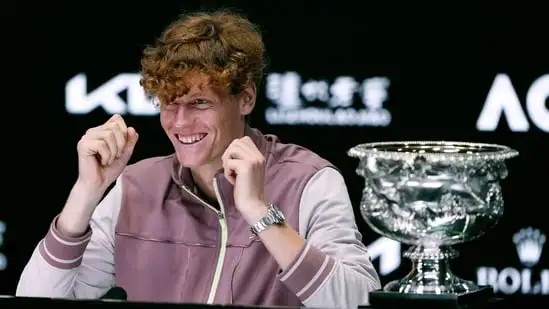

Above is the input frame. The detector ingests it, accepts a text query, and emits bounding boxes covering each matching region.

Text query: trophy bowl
[348,141,519,295]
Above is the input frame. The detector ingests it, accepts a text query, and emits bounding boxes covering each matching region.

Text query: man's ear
[239,83,257,116]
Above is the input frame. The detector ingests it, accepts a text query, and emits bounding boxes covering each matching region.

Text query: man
[16,10,380,308]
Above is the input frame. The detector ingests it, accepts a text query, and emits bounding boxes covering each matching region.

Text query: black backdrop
[2,1,548,302]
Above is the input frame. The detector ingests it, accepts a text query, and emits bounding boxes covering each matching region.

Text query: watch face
[271,205,285,222]
[265,203,285,224]
[276,210,285,221]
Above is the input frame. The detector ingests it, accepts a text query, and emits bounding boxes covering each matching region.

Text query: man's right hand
[57,115,138,237]
[76,114,139,192]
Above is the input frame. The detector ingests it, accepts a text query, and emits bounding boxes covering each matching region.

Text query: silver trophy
[348,141,518,297]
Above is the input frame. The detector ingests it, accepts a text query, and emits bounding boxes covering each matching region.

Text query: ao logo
[476,74,549,132]
[365,237,401,276]
[65,73,159,116]
[477,227,548,295]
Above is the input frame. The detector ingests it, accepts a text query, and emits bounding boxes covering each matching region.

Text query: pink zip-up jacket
[16,127,380,308]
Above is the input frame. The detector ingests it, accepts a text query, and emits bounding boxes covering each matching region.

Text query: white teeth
[178,133,206,144]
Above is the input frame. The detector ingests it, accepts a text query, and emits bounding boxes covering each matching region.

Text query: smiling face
[140,11,265,170]
[160,73,256,170]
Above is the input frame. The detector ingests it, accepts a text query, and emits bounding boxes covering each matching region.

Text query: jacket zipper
[180,178,228,304]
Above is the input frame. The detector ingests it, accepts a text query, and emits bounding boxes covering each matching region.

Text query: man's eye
[193,99,211,108]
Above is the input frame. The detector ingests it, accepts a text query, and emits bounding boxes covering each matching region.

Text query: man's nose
[172,105,194,127]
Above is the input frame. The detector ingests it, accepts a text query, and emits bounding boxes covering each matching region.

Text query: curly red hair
[140,10,265,105]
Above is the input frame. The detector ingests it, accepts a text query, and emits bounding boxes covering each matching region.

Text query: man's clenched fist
[76,114,138,191]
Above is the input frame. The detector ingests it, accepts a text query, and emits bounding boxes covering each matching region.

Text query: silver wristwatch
[250,203,285,235]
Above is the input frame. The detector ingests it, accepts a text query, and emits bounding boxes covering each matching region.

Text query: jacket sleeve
[277,167,381,308]
[16,178,123,299]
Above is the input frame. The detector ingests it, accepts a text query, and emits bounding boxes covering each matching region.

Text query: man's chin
[177,159,204,169]
[175,153,210,169]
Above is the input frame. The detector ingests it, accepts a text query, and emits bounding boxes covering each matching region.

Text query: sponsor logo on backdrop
[477,227,548,295]
[265,72,392,126]
[0,221,6,271]
[477,74,549,133]
[65,73,159,116]
[65,71,393,123]
[365,237,401,276]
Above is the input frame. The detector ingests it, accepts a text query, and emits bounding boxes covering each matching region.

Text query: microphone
[100,286,127,301]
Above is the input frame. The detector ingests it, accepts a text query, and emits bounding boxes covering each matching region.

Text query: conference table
[0,295,547,309]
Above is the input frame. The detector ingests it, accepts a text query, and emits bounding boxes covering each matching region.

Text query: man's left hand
[222,136,267,221]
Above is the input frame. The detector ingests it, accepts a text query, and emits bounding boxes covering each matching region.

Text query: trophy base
[368,286,495,309]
